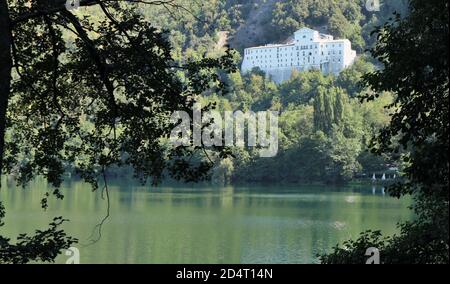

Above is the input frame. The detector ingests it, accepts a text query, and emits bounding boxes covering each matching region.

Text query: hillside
[137,0,409,57]
[114,0,410,184]
[228,0,278,50]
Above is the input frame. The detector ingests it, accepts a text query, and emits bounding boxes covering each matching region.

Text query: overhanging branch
[11,0,194,26]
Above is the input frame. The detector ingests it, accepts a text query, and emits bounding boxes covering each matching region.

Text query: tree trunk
[0,0,12,182]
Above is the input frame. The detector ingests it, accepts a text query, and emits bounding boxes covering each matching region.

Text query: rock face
[241,27,357,84]
[229,0,278,51]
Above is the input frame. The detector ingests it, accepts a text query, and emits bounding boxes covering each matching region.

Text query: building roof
[245,43,295,50]
[243,28,349,50]
[294,27,316,34]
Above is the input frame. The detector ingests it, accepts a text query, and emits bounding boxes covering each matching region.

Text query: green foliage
[328,124,362,181]
[222,58,386,184]
[211,158,234,185]
[322,0,449,263]
[1,0,432,264]
[321,230,387,264]
[1,0,236,263]
[279,70,333,106]
[270,0,367,52]
[0,209,77,264]
[4,2,236,191]
[336,56,374,97]
[313,86,347,134]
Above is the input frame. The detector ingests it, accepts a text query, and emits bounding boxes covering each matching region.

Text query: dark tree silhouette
[321,0,449,264]
[0,0,236,263]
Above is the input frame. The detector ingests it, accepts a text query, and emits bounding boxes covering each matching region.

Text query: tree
[313,86,348,135]
[279,70,332,106]
[270,0,366,51]
[0,0,235,263]
[321,0,449,263]
[327,124,362,182]
[335,56,375,98]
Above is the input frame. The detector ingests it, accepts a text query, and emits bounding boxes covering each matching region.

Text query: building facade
[241,28,357,83]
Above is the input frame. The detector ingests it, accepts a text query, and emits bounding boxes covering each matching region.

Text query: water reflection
[0,177,413,264]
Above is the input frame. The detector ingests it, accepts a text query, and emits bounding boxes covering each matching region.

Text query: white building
[241,27,357,83]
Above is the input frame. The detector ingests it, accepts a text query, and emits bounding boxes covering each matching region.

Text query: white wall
[241,28,357,83]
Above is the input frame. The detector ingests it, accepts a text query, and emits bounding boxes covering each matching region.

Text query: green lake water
[0,177,413,264]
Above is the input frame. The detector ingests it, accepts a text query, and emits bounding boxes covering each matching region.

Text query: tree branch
[11,0,197,25]
[60,9,119,128]
[12,0,98,25]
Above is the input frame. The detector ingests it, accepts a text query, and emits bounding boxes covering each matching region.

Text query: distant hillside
[228,0,278,51]
[228,0,409,53]
[128,0,409,59]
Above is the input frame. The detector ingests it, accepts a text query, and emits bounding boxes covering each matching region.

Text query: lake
[0,177,413,264]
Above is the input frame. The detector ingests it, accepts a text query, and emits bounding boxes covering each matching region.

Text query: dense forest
[0,0,447,265]
[1,1,411,186]
[0,1,414,189]
[84,0,408,184]
[10,0,407,186]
